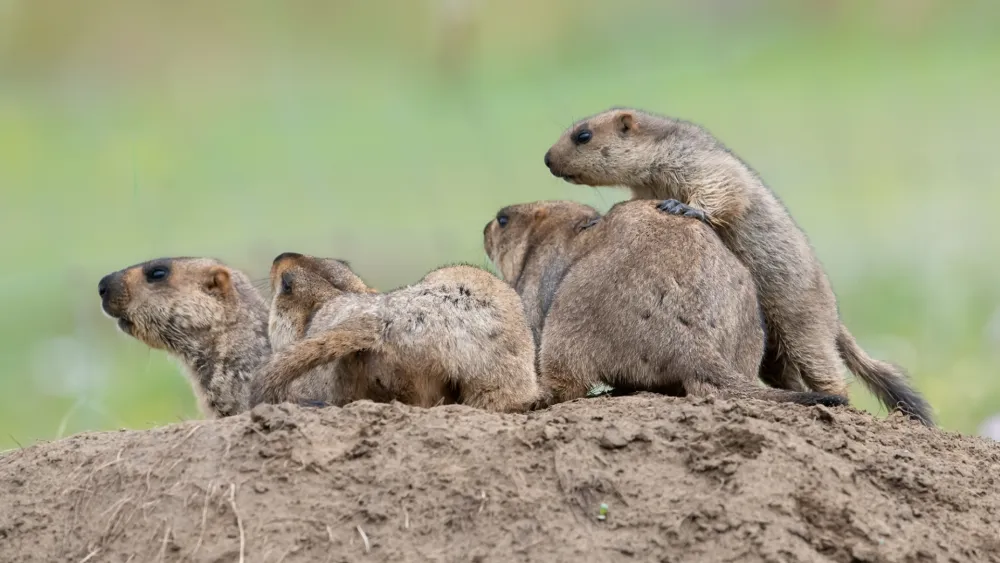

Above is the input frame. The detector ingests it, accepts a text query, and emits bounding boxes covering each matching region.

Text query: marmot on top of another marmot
[98,257,269,418]
[484,199,849,410]
[266,253,375,353]
[543,107,933,426]
[249,253,540,413]
[260,253,388,407]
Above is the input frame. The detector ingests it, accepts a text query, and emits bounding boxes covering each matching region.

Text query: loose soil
[1,394,998,563]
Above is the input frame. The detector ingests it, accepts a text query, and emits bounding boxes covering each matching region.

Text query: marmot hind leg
[460,369,541,413]
[758,331,810,392]
[537,353,600,407]
[771,314,849,398]
[677,341,848,408]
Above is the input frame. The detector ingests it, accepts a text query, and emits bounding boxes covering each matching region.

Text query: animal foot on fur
[298,400,329,408]
[587,382,616,397]
[656,199,710,224]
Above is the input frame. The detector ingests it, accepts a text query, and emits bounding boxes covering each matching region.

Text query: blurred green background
[2,0,998,448]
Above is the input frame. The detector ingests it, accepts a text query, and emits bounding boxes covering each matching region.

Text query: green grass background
[2,0,998,448]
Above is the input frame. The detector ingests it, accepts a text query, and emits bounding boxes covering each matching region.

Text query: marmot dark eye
[496,214,509,228]
[145,266,169,283]
[573,129,593,145]
[280,272,294,295]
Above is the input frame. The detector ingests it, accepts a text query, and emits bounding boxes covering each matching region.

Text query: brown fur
[261,254,378,406]
[543,107,934,426]
[484,199,849,410]
[248,253,540,413]
[98,257,270,418]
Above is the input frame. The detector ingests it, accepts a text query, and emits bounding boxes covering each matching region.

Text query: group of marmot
[98,107,934,426]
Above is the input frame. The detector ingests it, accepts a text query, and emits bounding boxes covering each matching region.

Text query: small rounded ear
[205,266,232,297]
[533,207,550,221]
[619,112,635,133]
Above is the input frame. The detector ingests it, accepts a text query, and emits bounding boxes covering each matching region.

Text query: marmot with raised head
[484,199,848,409]
[98,257,270,418]
[248,253,540,413]
[543,108,933,425]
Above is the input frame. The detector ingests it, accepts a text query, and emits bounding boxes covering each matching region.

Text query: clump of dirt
[1,394,998,563]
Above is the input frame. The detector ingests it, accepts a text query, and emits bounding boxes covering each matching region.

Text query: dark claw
[656,199,686,214]
[656,199,678,212]
[299,400,329,408]
[656,199,710,224]
[803,393,849,408]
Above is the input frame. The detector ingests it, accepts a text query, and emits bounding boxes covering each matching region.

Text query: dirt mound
[1,395,998,563]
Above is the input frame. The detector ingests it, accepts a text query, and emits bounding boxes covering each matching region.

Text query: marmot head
[98,257,265,354]
[483,200,600,284]
[268,252,374,350]
[544,107,685,187]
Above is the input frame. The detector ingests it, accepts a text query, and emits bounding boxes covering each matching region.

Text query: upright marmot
[249,253,540,413]
[484,199,848,409]
[98,257,269,417]
[543,108,933,425]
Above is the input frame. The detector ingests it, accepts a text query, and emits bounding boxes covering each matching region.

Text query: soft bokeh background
[2,0,998,449]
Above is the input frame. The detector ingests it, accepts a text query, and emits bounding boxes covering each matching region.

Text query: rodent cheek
[127,308,161,349]
[267,313,281,344]
[177,299,215,333]
[483,228,495,258]
[497,251,517,282]
[268,315,296,351]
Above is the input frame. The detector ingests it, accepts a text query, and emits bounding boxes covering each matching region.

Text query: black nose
[544,150,552,169]
[98,274,111,299]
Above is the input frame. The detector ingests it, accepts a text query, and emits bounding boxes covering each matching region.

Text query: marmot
[248,253,540,413]
[98,257,269,418]
[543,107,933,425]
[263,253,379,407]
[484,199,849,409]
